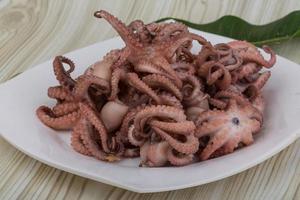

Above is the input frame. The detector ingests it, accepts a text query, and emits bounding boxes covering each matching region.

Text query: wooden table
[0,0,299,199]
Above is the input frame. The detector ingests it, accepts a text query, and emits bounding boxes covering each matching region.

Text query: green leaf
[156,10,300,46]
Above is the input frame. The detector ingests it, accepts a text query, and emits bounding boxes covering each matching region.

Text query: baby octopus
[195,99,262,160]
[36,9,276,167]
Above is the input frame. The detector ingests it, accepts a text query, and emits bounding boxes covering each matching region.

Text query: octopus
[36,10,277,167]
[36,56,110,130]
[195,99,262,160]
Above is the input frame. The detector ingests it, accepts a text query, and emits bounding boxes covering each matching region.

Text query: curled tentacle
[78,118,120,162]
[152,127,199,155]
[53,56,76,91]
[36,106,80,130]
[73,75,110,101]
[79,102,110,153]
[53,102,79,117]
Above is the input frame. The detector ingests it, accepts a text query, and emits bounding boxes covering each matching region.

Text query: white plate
[0,29,300,193]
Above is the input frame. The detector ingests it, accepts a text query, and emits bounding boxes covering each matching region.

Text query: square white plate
[0,29,299,193]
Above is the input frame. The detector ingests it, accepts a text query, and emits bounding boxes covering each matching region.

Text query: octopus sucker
[36,10,276,167]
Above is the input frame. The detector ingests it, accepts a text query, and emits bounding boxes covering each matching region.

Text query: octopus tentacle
[53,56,76,91]
[151,57,183,88]
[73,75,110,100]
[195,110,224,125]
[119,105,145,140]
[142,74,182,100]
[215,133,242,156]
[252,71,271,90]
[200,128,230,160]
[134,105,186,134]
[36,106,80,130]
[220,51,242,71]
[79,118,120,162]
[134,60,173,78]
[234,63,260,81]
[53,102,79,116]
[140,141,169,167]
[171,62,195,75]
[214,90,250,106]
[252,94,265,113]
[128,20,151,43]
[127,73,162,104]
[207,64,231,90]
[71,123,92,156]
[48,86,75,102]
[180,73,202,96]
[241,131,254,145]
[159,92,183,108]
[149,120,196,135]
[209,97,227,109]
[228,41,276,68]
[195,46,217,66]
[195,119,225,137]
[152,127,199,154]
[127,125,146,146]
[94,10,142,49]
[111,48,131,70]
[167,148,194,166]
[108,67,126,100]
[241,46,276,68]
[158,35,191,60]
[189,33,209,46]
[154,22,188,42]
[79,102,110,153]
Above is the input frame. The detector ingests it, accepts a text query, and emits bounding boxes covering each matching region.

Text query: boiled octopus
[36,10,276,167]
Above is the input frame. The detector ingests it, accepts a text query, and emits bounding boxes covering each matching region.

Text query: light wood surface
[0,0,299,199]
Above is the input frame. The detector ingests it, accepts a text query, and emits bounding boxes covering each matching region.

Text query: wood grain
[0,0,299,199]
